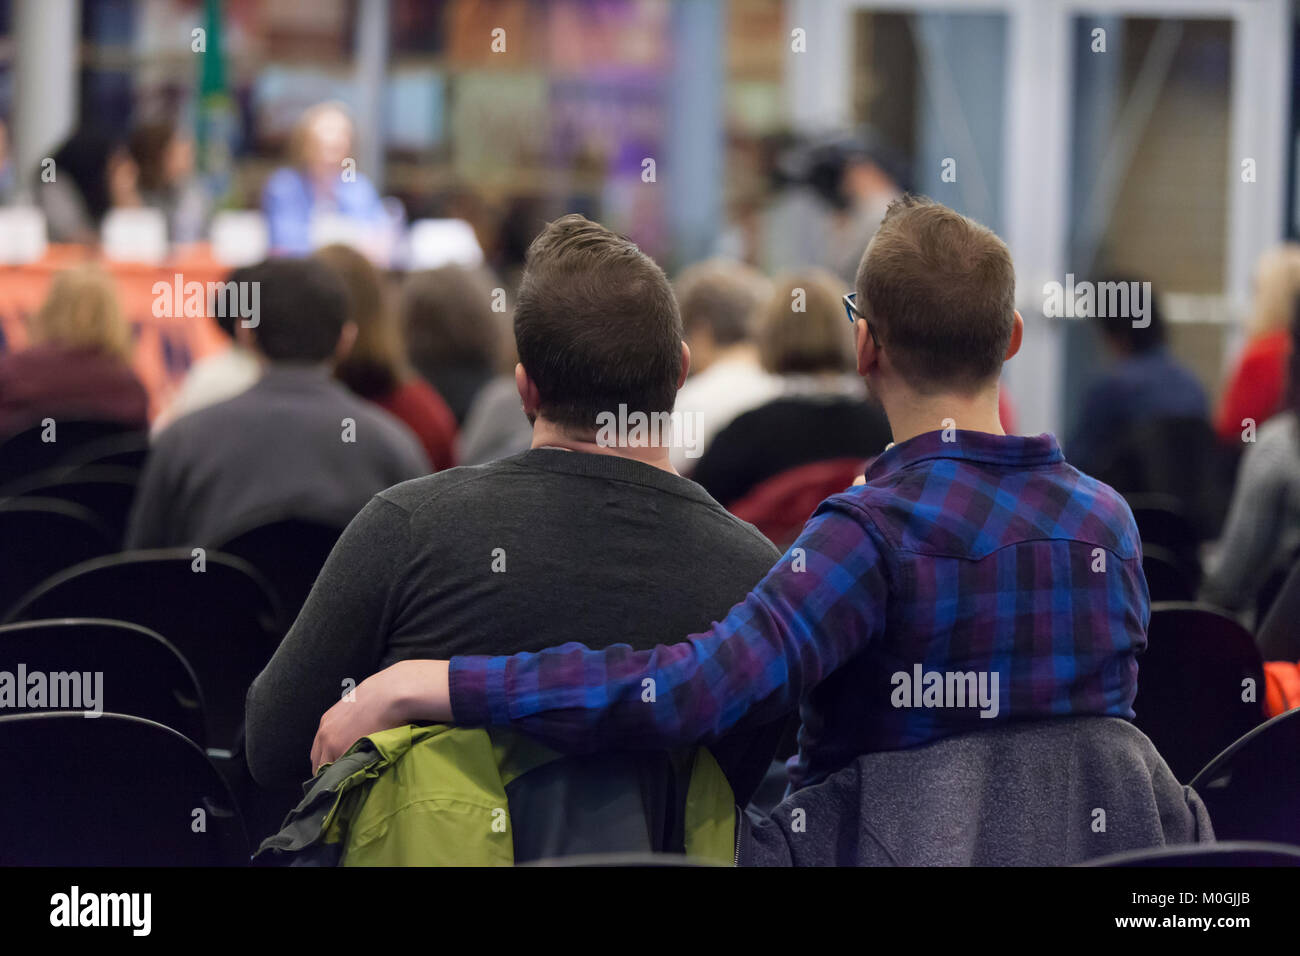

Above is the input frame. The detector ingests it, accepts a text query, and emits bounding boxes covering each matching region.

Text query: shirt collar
[864,429,1063,480]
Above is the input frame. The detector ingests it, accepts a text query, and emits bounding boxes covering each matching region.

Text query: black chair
[3,549,282,751]
[0,712,248,865]
[1189,708,1300,846]
[3,465,140,546]
[0,498,115,620]
[1094,416,1227,539]
[214,516,345,628]
[1141,545,1196,602]
[1083,841,1300,867]
[1133,602,1266,782]
[0,618,206,746]
[0,419,140,486]
[1126,493,1201,577]
[59,430,151,470]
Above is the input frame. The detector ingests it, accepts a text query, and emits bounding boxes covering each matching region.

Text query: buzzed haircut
[245,257,349,364]
[855,194,1016,394]
[675,259,772,347]
[513,214,682,431]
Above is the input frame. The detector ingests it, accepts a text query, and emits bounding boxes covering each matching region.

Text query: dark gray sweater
[127,364,429,548]
[740,716,1214,866]
[246,449,784,794]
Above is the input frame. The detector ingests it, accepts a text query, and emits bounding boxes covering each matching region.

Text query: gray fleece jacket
[740,716,1214,866]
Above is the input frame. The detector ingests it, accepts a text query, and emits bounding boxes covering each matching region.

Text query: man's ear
[1004,310,1024,362]
[677,341,691,390]
[334,321,358,363]
[855,319,877,378]
[515,362,541,416]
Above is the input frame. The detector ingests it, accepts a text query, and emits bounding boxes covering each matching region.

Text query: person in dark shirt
[246,215,784,804]
[126,258,428,549]
[692,269,891,506]
[0,264,148,437]
[1067,277,1209,477]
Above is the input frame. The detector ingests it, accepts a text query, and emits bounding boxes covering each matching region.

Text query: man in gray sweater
[246,215,785,806]
[126,258,429,549]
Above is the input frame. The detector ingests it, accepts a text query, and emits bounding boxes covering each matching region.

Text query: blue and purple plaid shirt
[450,429,1149,791]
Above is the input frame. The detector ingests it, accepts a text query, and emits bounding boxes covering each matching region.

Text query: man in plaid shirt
[310,196,1149,794]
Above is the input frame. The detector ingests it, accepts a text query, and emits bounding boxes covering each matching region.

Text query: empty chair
[1093,415,1227,539]
[1084,841,1300,867]
[0,618,206,746]
[1126,492,1201,577]
[1141,545,1196,603]
[0,498,115,619]
[3,465,140,546]
[58,430,150,470]
[0,712,248,865]
[0,419,140,486]
[1189,708,1300,846]
[214,515,345,628]
[1133,602,1266,782]
[3,549,281,751]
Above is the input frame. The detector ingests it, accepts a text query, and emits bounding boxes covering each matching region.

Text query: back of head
[1089,273,1165,355]
[314,243,402,396]
[244,257,348,365]
[32,264,130,362]
[1250,244,1300,337]
[400,265,500,373]
[758,269,856,375]
[128,120,178,195]
[513,213,682,431]
[674,258,772,348]
[855,194,1015,394]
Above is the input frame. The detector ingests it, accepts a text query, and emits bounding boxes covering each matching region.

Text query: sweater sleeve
[244,495,411,787]
[1201,425,1293,609]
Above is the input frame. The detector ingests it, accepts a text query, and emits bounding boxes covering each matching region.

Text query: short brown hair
[758,270,855,375]
[314,243,407,398]
[514,214,681,431]
[400,265,503,373]
[675,259,771,347]
[855,195,1015,393]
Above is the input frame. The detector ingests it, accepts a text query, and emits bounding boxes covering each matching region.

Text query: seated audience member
[128,120,210,245]
[668,259,780,474]
[126,258,428,548]
[691,269,892,506]
[1215,244,1300,442]
[36,128,141,244]
[0,116,13,202]
[1066,279,1208,478]
[151,265,261,434]
[261,102,389,257]
[456,336,534,466]
[0,265,148,436]
[246,214,785,811]
[400,265,501,425]
[315,243,458,471]
[313,199,1174,859]
[1201,302,1300,612]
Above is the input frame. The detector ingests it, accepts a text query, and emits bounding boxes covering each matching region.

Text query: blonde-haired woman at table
[0,265,148,438]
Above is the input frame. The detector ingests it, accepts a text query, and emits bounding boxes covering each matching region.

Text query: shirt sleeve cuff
[448,656,510,727]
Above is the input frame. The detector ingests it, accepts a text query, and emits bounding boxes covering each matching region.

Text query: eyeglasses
[843,292,880,348]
